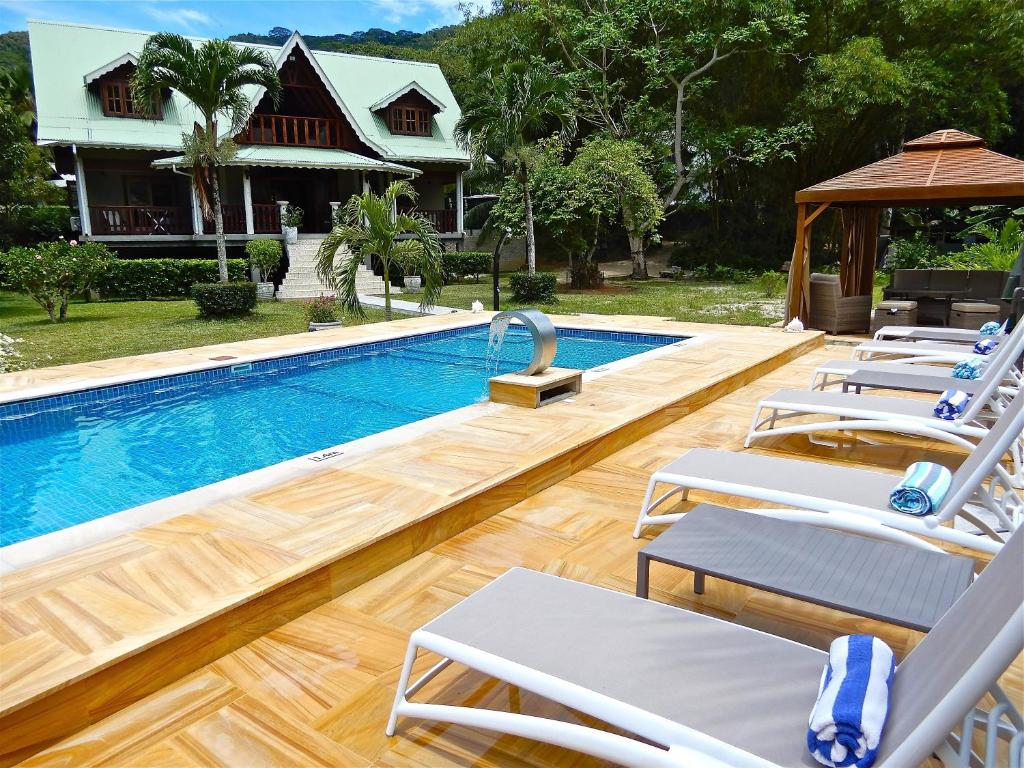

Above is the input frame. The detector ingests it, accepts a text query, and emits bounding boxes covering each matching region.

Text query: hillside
[0,30,28,72]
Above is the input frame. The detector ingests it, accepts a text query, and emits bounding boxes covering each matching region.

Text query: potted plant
[245,239,282,299]
[404,273,422,293]
[282,204,304,244]
[306,294,342,331]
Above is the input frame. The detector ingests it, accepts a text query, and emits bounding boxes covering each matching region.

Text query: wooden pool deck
[1,314,824,764]
[12,340,1020,768]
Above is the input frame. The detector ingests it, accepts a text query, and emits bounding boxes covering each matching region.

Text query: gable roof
[28,19,470,164]
[796,129,1024,206]
[82,53,138,85]
[369,81,446,113]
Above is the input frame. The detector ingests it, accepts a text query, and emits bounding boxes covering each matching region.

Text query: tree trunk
[382,263,393,321]
[492,230,507,311]
[59,296,69,321]
[210,166,228,283]
[521,172,536,275]
[627,232,647,279]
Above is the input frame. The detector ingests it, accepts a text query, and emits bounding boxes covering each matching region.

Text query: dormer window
[101,80,155,118]
[389,104,431,136]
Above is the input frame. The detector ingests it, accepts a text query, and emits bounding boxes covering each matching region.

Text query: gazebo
[785,129,1024,324]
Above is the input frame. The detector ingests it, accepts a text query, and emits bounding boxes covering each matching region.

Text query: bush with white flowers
[0,238,114,322]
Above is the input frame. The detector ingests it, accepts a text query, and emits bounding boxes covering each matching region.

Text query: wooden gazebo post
[784,201,830,324]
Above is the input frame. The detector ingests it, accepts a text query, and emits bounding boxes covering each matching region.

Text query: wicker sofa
[882,269,1010,324]
[808,273,872,334]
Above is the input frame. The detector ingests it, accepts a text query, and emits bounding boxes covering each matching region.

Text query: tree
[315,181,444,322]
[0,240,114,322]
[0,100,60,208]
[0,64,35,132]
[133,34,281,282]
[455,60,576,275]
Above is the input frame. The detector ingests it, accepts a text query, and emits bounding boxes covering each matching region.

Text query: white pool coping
[0,323,705,573]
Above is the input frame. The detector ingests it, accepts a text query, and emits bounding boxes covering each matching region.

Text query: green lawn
[437,275,786,326]
[0,292,385,369]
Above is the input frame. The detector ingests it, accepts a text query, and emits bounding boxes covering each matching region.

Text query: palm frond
[316,226,367,316]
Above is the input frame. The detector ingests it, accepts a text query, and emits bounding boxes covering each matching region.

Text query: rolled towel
[979,320,1004,336]
[934,388,971,420]
[973,338,998,355]
[951,356,985,380]
[888,462,953,515]
[808,635,895,768]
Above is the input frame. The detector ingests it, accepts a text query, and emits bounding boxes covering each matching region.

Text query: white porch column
[361,171,370,194]
[455,169,464,234]
[388,173,396,222]
[329,201,340,225]
[73,146,91,236]
[242,170,255,235]
[190,181,203,235]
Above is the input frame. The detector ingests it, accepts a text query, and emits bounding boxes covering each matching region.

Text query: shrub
[441,250,491,283]
[0,204,72,247]
[509,271,557,303]
[191,282,257,318]
[884,233,942,271]
[245,239,283,282]
[0,239,114,322]
[282,205,304,228]
[95,258,247,299]
[754,271,787,298]
[305,295,339,324]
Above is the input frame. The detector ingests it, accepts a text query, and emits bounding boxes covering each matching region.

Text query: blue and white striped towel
[888,462,953,516]
[973,338,998,355]
[808,635,896,768]
[951,356,985,380]
[979,320,1005,336]
[934,389,971,420]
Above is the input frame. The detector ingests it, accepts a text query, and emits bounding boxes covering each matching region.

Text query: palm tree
[316,181,443,321]
[133,34,281,282]
[0,65,36,134]
[455,61,575,274]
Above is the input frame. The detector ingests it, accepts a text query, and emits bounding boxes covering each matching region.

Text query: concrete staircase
[277,237,386,299]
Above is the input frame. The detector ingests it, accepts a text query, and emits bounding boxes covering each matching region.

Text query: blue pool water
[1,325,684,546]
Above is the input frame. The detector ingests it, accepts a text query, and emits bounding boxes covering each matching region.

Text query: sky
[0,0,486,37]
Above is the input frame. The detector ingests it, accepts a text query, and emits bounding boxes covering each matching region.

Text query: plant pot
[256,282,275,300]
[283,226,298,244]
[404,275,422,293]
[308,320,342,332]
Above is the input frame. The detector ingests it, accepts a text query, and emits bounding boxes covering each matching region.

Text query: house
[28,20,471,258]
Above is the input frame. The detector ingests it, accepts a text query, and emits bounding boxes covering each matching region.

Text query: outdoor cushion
[877,301,917,311]
[951,302,1000,314]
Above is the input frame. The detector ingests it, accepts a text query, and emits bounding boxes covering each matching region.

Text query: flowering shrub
[305,294,339,324]
[0,239,114,322]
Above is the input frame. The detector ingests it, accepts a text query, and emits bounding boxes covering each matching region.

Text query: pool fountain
[486,309,582,408]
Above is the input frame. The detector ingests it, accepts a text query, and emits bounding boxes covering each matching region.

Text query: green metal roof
[151,145,419,175]
[28,20,470,164]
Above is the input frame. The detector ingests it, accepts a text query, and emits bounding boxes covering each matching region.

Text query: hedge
[441,250,491,283]
[95,259,248,299]
[509,271,557,303]
[191,282,257,317]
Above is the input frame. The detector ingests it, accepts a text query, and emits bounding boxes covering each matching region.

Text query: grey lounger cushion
[818,359,961,377]
[858,339,985,356]
[842,370,992,397]
[762,388,940,419]
[424,567,826,767]
[643,505,974,632]
[657,447,902,510]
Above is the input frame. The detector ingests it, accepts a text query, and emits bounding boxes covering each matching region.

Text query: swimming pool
[1,325,686,546]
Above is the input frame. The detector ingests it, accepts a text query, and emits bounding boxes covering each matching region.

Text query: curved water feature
[485,308,557,377]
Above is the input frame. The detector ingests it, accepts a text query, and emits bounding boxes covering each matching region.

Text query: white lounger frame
[386,584,1024,768]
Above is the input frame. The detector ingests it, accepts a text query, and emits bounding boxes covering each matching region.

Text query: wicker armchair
[808,273,872,334]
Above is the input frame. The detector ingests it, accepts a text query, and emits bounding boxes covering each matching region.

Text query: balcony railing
[240,114,350,149]
[203,204,281,235]
[402,207,457,233]
[90,205,191,236]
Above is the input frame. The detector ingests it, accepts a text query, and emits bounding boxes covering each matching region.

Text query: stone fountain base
[489,367,583,409]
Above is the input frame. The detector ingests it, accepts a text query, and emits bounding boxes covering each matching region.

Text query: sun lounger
[873,327,989,343]
[746,347,1023,483]
[813,320,1024,390]
[633,395,1024,553]
[852,338,1000,364]
[387,527,1023,768]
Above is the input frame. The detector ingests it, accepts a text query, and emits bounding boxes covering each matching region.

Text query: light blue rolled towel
[951,356,985,380]
[888,462,953,516]
[973,338,997,355]
[807,634,896,768]
[933,389,971,420]
[979,320,1004,336]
